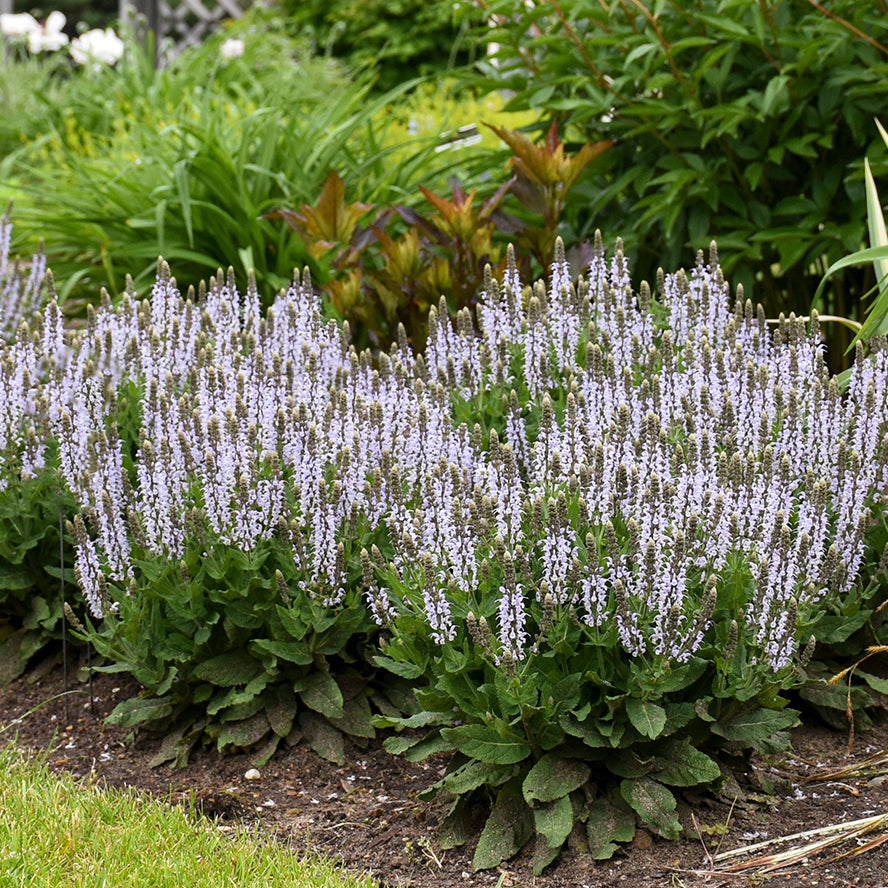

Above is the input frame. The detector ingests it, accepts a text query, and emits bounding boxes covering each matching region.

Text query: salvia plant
[3,229,888,868]
[0,216,76,682]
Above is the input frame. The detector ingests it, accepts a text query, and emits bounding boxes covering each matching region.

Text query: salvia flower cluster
[2,237,888,673]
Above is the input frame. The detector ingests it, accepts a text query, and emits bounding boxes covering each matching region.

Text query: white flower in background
[28,11,68,53]
[70,27,124,67]
[0,12,39,38]
[221,38,244,59]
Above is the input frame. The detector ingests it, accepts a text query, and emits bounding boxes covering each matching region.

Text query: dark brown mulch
[3,661,888,888]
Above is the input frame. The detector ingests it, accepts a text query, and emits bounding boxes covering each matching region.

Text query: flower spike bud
[799,635,816,668]
[723,619,739,664]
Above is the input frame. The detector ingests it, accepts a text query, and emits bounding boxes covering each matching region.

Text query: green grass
[0,742,377,888]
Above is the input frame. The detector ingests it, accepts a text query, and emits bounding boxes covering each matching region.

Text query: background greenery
[277,0,484,92]
[459,0,888,366]
[2,7,455,307]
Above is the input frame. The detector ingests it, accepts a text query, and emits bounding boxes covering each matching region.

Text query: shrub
[278,0,484,92]
[459,0,888,364]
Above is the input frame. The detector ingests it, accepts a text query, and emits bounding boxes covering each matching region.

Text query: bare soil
[3,662,888,888]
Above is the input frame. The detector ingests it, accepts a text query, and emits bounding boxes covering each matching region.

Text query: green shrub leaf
[711,707,799,742]
[298,710,346,765]
[445,758,519,796]
[586,794,636,859]
[191,651,263,687]
[250,639,313,665]
[532,795,574,874]
[653,739,722,787]
[106,695,175,728]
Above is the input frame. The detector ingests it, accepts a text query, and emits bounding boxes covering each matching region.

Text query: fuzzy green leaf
[298,710,346,765]
[654,739,722,787]
[532,795,574,874]
[299,671,345,719]
[620,778,680,840]
[533,794,574,849]
[215,711,270,751]
[265,688,299,738]
[442,724,532,765]
[858,671,888,695]
[439,794,481,851]
[586,795,636,859]
[372,654,425,680]
[472,786,534,871]
[383,734,424,756]
[106,695,174,728]
[711,707,799,742]
[191,651,263,687]
[560,712,609,748]
[444,759,518,796]
[328,691,376,739]
[523,754,591,805]
[625,697,667,739]
[250,639,313,665]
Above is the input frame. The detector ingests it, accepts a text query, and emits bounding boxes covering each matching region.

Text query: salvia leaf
[106,694,175,728]
[250,638,313,665]
[299,670,345,719]
[439,793,483,851]
[625,697,668,739]
[327,691,376,739]
[298,710,346,765]
[214,711,270,751]
[532,796,574,874]
[191,651,264,687]
[472,785,534,871]
[711,706,799,742]
[620,777,681,840]
[442,724,532,765]
[532,794,574,849]
[445,758,519,796]
[373,654,425,680]
[653,739,722,787]
[523,754,591,805]
[382,733,423,756]
[586,794,636,859]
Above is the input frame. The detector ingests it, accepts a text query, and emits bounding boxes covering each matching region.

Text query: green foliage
[0,45,72,161]
[73,526,405,766]
[0,467,77,683]
[461,0,888,365]
[816,119,888,354]
[278,0,483,93]
[4,8,443,311]
[371,507,831,872]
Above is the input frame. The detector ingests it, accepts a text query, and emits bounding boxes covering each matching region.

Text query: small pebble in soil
[244,768,261,780]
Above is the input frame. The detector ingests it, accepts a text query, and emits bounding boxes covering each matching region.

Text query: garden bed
[3,664,888,888]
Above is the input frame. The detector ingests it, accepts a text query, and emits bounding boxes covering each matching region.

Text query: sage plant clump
[0,222,74,682]
[2,233,888,866]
